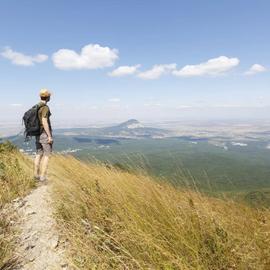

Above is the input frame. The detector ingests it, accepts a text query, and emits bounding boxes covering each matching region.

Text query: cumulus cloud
[109,64,140,77]
[1,47,48,66]
[172,56,239,77]
[137,64,176,80]
[52,44,119,70]
[244,64,267,75]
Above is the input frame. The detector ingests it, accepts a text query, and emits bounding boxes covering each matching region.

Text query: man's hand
[48,136,53,144]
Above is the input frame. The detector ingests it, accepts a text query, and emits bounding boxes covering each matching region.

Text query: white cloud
[137,64,176,80]
[244,64,267,75]
[172,56,239,77]
[1,47,48,66]
[52,44,118,70]
[109,64,140,77]
[108,98,120,102]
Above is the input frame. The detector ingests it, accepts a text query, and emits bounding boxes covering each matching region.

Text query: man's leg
[39,140,52,181]
[34,136,43,179]
[34,153,43,178]
[40,155,50,181]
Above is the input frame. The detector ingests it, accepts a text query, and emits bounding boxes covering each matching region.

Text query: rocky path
[14,183,70,270]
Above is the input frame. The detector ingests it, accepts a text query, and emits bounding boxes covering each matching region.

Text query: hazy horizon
[2,115,270,138]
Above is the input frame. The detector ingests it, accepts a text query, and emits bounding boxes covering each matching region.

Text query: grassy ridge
[0,142,35,269]
[50,155,270,270]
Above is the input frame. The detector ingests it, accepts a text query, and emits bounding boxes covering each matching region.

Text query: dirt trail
[14,183,70,270]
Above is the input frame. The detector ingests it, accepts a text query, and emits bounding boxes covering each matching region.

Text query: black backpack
[22,103,45,139]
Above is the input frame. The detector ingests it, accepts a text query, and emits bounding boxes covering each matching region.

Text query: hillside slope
[50,155,270,270]
[1,142,270,269]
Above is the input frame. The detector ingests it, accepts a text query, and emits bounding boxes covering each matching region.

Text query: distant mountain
[54,119,171,139]
[103,119,143,132]
[116,119,144,129]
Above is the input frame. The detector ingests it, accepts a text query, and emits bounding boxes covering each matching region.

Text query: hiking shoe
[39,176,47,182]
[34,175,40,181]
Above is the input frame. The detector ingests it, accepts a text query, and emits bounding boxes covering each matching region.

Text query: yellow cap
[39,88,52,98]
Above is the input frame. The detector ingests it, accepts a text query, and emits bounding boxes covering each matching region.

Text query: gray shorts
[36,132,52,156]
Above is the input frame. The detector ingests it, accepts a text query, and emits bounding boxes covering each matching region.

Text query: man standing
[34,89,53,182]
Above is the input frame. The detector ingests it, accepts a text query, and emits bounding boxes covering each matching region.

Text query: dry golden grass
[0,142,35,269]
[50,155,270,270]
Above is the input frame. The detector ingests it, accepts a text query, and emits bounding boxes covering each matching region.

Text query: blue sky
[0,0,269,125]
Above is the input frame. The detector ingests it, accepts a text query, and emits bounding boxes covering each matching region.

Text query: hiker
[33,89,53,181]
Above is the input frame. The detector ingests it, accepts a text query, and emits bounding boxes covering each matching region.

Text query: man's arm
[42,117,53,144]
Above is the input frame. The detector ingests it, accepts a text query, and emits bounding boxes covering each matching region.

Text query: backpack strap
[36,103,47,116]
[37,102,46,109]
